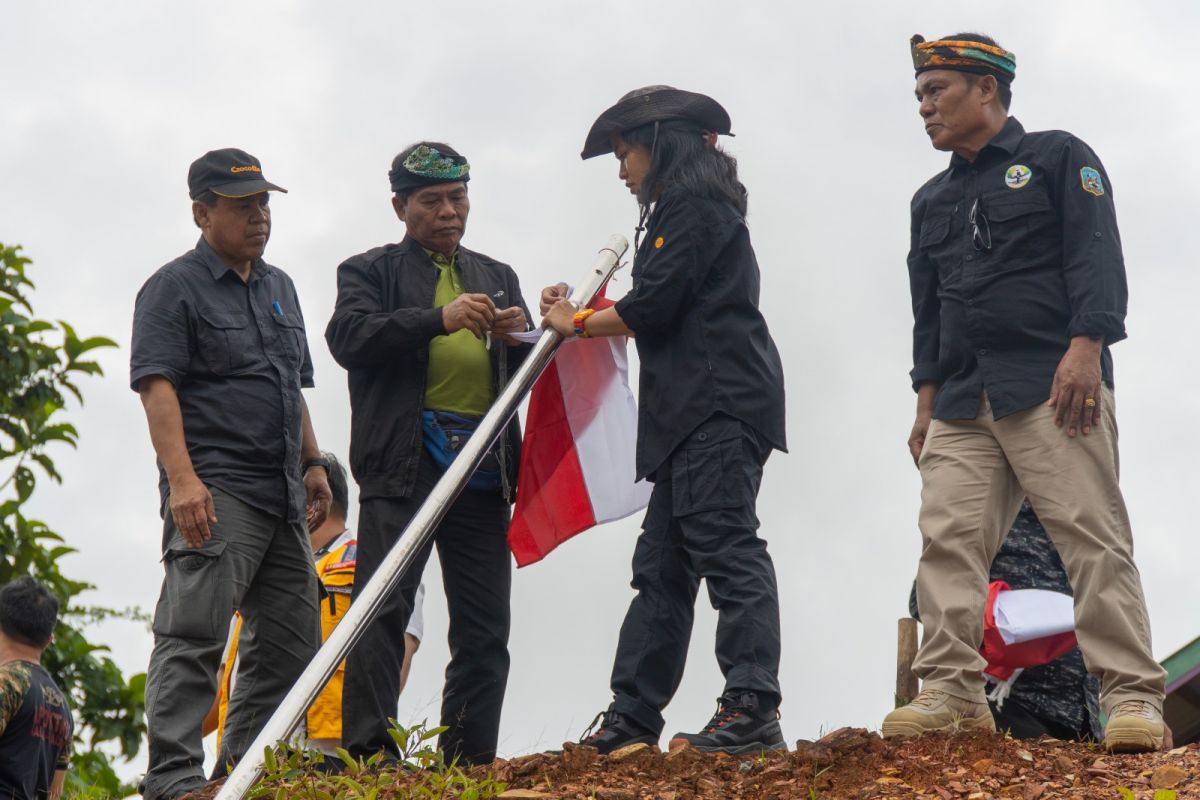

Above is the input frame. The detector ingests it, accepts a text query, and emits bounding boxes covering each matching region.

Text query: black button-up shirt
[131,237,314,522]
[614,188,786,479]
[908,117,1128,420]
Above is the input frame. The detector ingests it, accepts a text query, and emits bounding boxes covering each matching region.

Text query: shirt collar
[422,247,458,269]
[194,236,273,282]
[949,116,1026,170]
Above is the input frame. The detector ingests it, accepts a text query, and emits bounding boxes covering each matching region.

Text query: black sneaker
[669,691,787,755]
[576,705,658,754]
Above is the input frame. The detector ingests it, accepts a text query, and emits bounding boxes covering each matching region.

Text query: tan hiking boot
[881,689,995,738]
[1103,700,1164,753]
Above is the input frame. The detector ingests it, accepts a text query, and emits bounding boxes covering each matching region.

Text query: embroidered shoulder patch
[1080,167,1105,196]
[654,236,664,249]
[1005,164,1032,189]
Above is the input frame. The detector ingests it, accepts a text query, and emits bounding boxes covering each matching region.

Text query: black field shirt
[131,237,314,522]
[908,117,1128,420]
[614,188,786,480]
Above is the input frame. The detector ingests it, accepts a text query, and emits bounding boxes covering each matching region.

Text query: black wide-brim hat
[580,85,733,160]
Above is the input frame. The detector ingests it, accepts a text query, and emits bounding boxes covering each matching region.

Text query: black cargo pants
[341,452,511,766]
[609,413,782,735]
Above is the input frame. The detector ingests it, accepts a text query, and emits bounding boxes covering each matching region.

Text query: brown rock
[595,789,636,800]
[1053,755,1075,773]
[510,753,547,777]
[972,758,994,775]
[792,739,834,766]
[1023,784,1045,800]
[610,742,654,761]
[562,742,599,771]
[1151,764,1188,789]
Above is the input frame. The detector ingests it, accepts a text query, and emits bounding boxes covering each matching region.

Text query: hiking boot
[881,689,995,738]
[668,691,787,755]
[1103,700,1164,753]
[576,706,658,754]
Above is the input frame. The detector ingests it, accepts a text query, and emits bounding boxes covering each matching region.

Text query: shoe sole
[1103,731,1162,753]
[668,737,788,755]
[881,714,996,739]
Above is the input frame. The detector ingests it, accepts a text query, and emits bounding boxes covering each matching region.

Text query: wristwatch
[301,457,330,476]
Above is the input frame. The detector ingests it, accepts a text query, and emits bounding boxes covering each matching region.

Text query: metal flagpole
[214,234,629,800]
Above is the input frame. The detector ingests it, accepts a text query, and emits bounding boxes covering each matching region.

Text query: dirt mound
[186,729,1200,799]
[492,729,1199,799]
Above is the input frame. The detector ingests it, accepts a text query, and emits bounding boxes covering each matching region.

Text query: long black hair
[621,118,747,248]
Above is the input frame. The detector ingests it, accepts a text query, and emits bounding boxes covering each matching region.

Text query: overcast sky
[4,0,1200,782]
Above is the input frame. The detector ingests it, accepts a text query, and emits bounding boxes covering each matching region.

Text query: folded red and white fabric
[981,580,1078,705]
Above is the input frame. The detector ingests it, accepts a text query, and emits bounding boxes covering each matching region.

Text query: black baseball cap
[187,148,287,199]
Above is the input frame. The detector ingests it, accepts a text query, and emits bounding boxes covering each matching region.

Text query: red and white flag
[981,580,1078,705]
[507,299,651,567]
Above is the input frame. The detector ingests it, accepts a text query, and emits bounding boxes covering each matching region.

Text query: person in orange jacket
[204,453,424,758]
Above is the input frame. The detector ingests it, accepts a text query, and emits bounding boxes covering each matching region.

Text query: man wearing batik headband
[883,33,1167,753]
[326,141,532,766]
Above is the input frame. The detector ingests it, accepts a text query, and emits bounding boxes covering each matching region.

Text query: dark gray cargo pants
[141,487,319,800]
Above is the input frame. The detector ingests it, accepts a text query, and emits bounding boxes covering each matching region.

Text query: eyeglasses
[969,198,991,251]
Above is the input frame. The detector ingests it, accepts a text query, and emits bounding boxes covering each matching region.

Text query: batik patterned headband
[402,145,470,180]
[911,35,1017,83]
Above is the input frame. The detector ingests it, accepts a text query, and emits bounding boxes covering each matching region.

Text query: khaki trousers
[913,388,1165,716]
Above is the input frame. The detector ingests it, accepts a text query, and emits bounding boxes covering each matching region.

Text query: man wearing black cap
[131,148,330,798]
[326,141,531,766]
[883,34,1166,752]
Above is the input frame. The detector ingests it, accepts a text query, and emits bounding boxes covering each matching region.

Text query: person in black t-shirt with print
[0,577,73,800]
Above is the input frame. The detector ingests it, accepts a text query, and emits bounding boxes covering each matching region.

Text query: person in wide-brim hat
[541,86,789,756]
[579,85,733,160]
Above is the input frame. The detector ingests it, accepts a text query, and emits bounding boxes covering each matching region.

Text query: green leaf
[1154,790,1178,800]
[1117,788,1136,800]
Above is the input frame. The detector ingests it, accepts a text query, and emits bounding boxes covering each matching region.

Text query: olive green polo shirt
[424,250,493,416]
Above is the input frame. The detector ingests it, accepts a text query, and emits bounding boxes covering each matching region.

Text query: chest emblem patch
[1080,167,1105,197]
[1005,164,1032,189]
[654,236,664,249]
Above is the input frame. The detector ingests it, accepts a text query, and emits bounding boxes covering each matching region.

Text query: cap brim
[210,179,288,197]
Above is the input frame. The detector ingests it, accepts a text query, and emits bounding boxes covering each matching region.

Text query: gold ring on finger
[1084,398,1097,408]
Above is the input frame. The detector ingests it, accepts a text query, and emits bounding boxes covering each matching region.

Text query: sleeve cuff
[419,306,447,339]
[1068,311,1126,345]
[613,294,650,336]
[130,365,182,392]
[909,362,940,392]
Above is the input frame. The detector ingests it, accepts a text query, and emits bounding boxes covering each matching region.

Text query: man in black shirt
[0,577,73,800]
[131,149,331,798]
[882,33,1166,753]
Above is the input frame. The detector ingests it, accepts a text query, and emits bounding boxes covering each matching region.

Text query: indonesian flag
[981,580,1078,705]
[507,297,652,567]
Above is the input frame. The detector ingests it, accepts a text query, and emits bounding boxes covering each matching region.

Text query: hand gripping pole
[215,234,629,799]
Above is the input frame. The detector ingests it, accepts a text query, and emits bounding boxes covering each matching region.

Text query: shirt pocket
[270,313,307,370]
[918,213,957,280]
[983,188,1055,263]
[196,308,255,375]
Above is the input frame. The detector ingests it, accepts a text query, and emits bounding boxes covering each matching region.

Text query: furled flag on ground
[981,580,1078,705]
[507,297,651,567]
